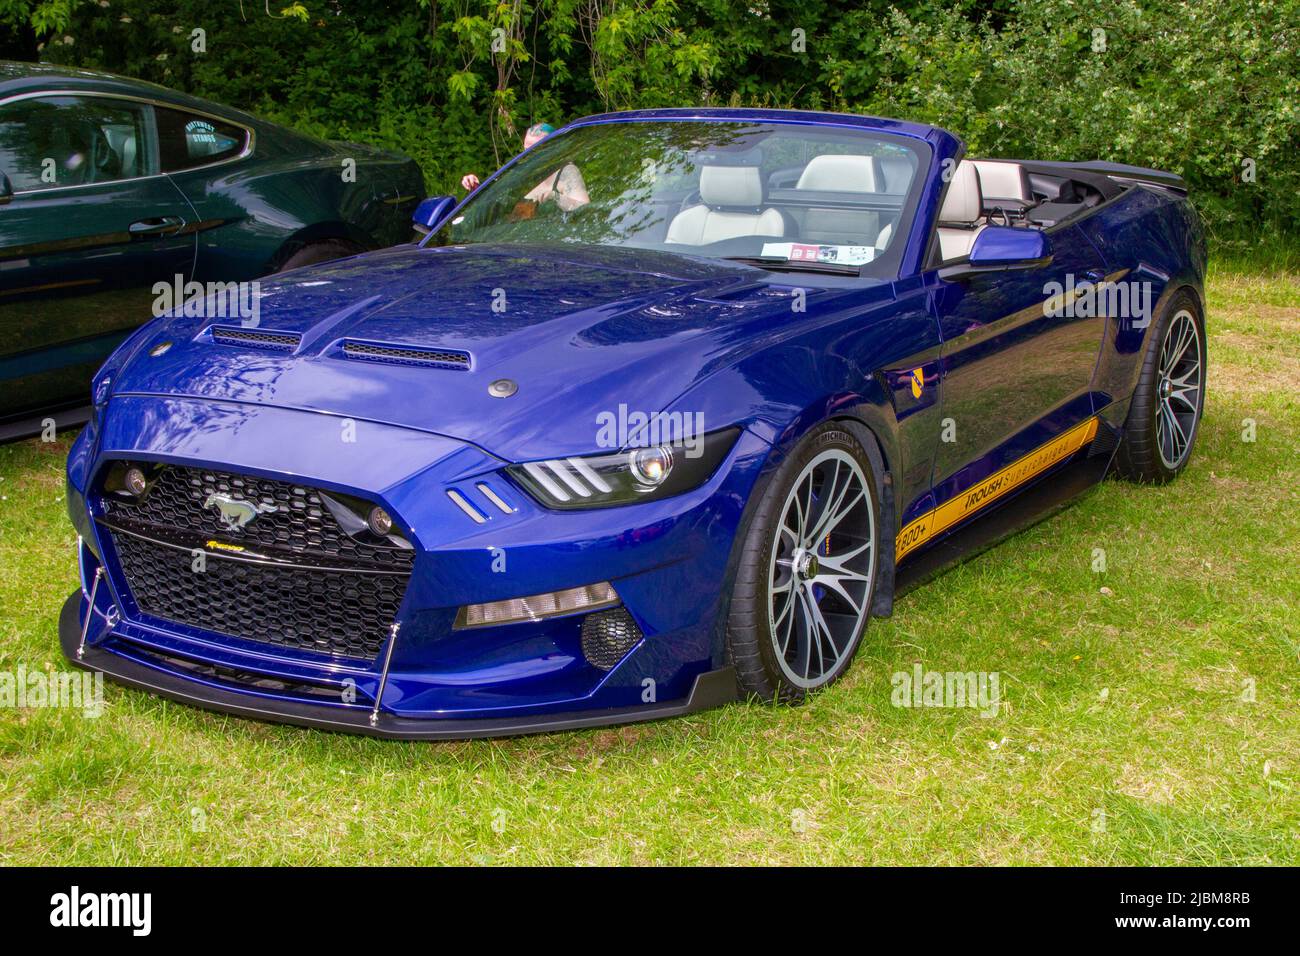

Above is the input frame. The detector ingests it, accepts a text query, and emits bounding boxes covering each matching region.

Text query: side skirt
[895,427,1119,596]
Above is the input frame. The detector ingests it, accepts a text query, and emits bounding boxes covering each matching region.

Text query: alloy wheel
[766,449,875,689]
[1155,309,1203,469]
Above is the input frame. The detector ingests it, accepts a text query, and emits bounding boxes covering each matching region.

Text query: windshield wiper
[722,256,862,276]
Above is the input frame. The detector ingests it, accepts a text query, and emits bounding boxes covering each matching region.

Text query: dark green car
[0,61,425,438]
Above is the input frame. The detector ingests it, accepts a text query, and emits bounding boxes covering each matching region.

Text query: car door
[0,92,197,420]
[150,104,260,283]
[923,222,1107,536]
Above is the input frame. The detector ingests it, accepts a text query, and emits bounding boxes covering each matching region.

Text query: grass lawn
[1,266,1296,866]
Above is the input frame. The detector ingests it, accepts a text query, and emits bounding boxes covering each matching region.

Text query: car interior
[652,147,916,261]
[652,152,1109,265]
[0,98,148,190]
[935,158,1112,261]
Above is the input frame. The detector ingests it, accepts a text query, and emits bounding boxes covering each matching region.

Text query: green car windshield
[444,120,928,275]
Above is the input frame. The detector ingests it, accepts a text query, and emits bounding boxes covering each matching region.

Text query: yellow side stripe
[895,416,1100,562]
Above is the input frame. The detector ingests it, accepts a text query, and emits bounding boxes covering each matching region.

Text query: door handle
[128,216,186,238]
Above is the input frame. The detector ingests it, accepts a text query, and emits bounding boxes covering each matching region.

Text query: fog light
[455,582,619,629]
[629,445,673,486]
[123,467,147,497]
[367,506,393,536]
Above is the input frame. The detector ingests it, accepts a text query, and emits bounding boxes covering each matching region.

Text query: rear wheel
[726,423,880,703]
[1115,289,1206,483]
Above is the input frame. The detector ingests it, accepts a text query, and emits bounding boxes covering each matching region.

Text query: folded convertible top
[1013,159,1188,195]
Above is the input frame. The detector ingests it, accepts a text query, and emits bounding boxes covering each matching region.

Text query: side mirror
[0,171,12,206]
[940,225,1053,279]
[412,195,456,235]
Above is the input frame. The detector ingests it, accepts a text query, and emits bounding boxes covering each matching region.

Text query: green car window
[155,106,249,172]
[0,94,151,191]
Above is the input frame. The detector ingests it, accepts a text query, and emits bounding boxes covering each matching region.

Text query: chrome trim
[97,519,412,576]
[446,489,487,524]
[370,622,401,726]
[76,566,103,660]
[476,482,516,514]
[0,88,256,196]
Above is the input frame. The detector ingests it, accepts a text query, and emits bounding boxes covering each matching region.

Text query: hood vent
[210,326,301,351]
[342,340,471,370]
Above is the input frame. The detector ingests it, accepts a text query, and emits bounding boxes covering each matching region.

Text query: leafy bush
[2,0,1296,242]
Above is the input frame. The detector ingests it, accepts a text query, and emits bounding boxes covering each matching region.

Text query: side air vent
[342,340,471,370]
[210,326,301,351]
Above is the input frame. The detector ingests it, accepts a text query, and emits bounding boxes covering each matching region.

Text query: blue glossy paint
[412,195,456,231]
[62,108,1205,735]
[968,225,1052,268]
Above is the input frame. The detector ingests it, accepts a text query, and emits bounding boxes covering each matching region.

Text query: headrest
[878,155,915,193]
[796,154,879,193]
[971,160,1031,202]
[939,160,983,225]
[699,165,764,207]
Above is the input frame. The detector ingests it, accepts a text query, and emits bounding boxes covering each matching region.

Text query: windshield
[442,120,929,276]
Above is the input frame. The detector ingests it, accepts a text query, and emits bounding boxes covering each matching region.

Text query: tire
[1114,288,1206,483]
[725,422,881,703]
[276,239,363,273]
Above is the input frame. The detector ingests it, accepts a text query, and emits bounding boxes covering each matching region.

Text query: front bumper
[62,396,768,736]
[61,591,737,739]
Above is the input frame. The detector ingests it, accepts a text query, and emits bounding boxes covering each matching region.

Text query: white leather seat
[970,160,1031,203]
[794,154,881,245]
[665,166,784,246]
[795,154,881,193]
[936,160,987,261]
[877,154,915,193]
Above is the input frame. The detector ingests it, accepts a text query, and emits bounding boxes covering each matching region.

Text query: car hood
[108,243,858,461]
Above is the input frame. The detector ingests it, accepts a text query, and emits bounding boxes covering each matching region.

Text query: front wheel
[725,423,880,703]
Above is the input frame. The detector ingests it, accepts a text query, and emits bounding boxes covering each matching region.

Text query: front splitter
[58,592,738,740]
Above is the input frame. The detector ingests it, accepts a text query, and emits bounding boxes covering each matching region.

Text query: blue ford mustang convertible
[60,108,1207,738]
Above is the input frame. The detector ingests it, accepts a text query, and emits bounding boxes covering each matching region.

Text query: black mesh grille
[99,465,414,662]
[106,466,412,570]
[211,327,301,350]
[580,607,642,671]
[342,341,470,369]
[111,533,400,660]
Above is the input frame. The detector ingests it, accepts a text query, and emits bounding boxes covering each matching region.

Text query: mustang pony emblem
[202,492,278,531]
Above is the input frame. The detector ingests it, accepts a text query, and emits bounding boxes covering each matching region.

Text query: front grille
[112,533,401,659]
[211,326,301,350]
[342,340,471,370]
[107,466,412,569]
[99,465,413,661]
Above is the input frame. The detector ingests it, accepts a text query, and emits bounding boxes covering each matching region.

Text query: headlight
[508,427,739,510]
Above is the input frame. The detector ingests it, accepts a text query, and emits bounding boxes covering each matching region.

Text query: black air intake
[210,326,301,351]
[580,607,643,671]
[342,340,471,370]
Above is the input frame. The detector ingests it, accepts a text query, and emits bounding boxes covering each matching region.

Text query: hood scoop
[341,339,472,371]
[209,326,302,352]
